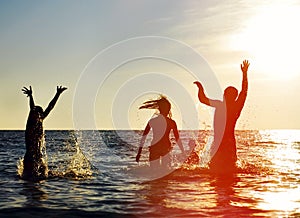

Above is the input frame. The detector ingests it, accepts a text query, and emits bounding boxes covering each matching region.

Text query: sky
[1,0,300,130]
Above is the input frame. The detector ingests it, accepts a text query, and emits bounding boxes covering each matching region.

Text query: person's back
[211,100,240,171]
[149,114,174,145]
[25,106,44,151]
[23,106,46,179]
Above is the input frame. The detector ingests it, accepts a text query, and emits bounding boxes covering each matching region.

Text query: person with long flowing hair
[136,95,185,168]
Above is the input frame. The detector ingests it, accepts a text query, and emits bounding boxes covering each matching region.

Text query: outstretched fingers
[57,85,67,94]
[22,86,32,96]
[241,60,250,73]
[243,60,250,67]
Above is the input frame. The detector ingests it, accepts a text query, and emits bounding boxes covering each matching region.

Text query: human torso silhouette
[211,99,245,169]
[149,114,175,146]
[213,99,244,143]
[23,107,48,180]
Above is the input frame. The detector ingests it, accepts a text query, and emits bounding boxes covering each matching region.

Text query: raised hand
[241,60,250,74]
[22,86,32,97]
[56,86,67,94]
[193,81,203,89]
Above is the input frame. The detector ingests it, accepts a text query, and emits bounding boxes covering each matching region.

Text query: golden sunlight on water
[254,130,300,214]
[165,182,217,211]
[255,189,300,214]
[260,130,300,171]
[8,130,300,217]
[148,130,300,216]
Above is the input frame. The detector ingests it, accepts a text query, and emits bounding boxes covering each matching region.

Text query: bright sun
[233,3,300,80]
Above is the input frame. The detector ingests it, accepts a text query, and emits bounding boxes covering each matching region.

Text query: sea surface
[0,130,299,217]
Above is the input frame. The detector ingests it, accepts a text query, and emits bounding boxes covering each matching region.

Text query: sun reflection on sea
[163,182,217,211]
[259,129,300,172]
[254,189,300,215]
[252,130,300,214]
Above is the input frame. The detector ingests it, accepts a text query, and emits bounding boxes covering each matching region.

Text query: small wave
[236,160,274,175]
[292,141,300,149]
[158,161,273,180]
[254,141,281,146]
[0,207,132,218]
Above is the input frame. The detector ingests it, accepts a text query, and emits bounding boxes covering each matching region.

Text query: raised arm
[194,81,221,107]
[236,60,249,110]
[136,123,151,163]
[22,86,35,109]
[42,86,67,119]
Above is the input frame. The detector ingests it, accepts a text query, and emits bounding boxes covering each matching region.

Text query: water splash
[236,159,274,175]
[48,132,94,179]
[17,131,94,181]
[17,157,24,178]
[62,139,94,179]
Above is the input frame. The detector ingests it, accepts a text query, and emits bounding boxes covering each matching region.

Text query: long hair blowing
[139,95,172,118]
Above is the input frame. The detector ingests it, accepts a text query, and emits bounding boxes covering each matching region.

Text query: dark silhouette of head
[139,95,172,117]
[157,97,171,116]
[224,86,238,102]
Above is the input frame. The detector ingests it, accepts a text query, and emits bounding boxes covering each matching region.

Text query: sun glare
[232,3,300,80]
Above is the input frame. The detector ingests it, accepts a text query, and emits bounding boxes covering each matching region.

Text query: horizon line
[1,128,300,131]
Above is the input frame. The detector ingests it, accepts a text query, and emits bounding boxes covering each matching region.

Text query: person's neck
[160,113,168,118]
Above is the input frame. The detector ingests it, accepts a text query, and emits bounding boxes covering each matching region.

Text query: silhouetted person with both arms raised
[194,60,250,173]
[22,85,67,181]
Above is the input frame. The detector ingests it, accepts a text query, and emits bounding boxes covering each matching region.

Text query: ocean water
[0,130,299,217]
